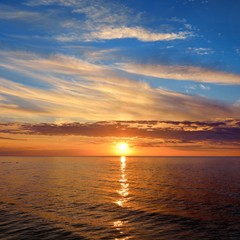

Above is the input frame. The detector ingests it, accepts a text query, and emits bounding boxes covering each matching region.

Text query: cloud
[83,27,191,42]
[0,5,41,20]
[236,48,240,55]
[0,50,239,122]
[187,47,214,55]
[25,0,136,27]
[79,48,118,63]
[118,63,240,85]
[56,28,191,43]
[184,83,211,93]
[23,0,193,43]
[25,0,137,25]
[0,4,76,33]
[0,136,26,141]
[1,119,240,156]
[1,119,240,145]
[199,84,211,90]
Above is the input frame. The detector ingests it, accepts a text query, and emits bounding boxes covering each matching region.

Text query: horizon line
[0,155,239,157]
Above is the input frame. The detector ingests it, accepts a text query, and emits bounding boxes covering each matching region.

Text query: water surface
[0,156,240,239]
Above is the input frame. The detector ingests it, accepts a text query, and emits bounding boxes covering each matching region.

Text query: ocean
[0,156,240,239]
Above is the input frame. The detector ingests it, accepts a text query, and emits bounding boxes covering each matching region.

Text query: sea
[0,156,240,240]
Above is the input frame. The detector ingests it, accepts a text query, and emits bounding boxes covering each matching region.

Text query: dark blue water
[0,156,240,239]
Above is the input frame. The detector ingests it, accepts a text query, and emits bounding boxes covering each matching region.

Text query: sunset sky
[0,0,240,156]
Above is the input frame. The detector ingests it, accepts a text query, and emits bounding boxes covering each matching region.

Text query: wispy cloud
[83,27,191,42]
[118,63,240,85]
[23,0,193,43]
[184,83,210,93]
[236,48,240,55]
[0,51,238,122]
[0,4,75,34]
[187,47,214,55]
[25,0,138,25]
[199,84,211,90]
[0,5,42,20]
[56,28,191,42]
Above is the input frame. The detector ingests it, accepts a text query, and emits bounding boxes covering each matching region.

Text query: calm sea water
[0,156,240,239]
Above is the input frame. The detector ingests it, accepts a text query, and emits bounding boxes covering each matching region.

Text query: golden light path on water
[113,156,130,240]
[116,156,129,207]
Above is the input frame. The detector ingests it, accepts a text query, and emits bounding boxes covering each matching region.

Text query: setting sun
[117,142,129,156]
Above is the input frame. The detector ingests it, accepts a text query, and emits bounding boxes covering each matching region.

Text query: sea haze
[0,156,240,239]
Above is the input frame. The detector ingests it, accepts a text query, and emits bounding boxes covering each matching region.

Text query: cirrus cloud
[83,27,191,42]
[0,50,239,123]
[118,63,240,85]
[56,27,192,43]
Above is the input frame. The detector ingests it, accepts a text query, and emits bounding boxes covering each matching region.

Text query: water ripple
[1,156,240,239]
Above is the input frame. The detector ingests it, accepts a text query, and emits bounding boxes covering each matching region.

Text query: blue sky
[0,0,240,156]
[0,0,240,122]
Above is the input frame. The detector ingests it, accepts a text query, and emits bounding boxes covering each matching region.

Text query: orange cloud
[118,63,240,85]
[0,51,239,122]
[1,120,239,156]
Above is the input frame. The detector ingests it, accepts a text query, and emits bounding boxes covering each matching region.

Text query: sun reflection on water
[116,156,129,207]
[120,156,126,164]
[113,156,130,238]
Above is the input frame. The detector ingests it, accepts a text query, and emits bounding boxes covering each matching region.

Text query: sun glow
[117,142,129,156]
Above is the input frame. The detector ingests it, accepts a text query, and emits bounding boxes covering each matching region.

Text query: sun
[117,142,129,156]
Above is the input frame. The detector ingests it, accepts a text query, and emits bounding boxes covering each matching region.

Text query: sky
[0,0,240,156]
